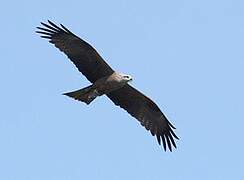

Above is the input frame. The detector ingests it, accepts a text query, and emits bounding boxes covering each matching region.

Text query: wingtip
[168,121,176,129]
[60,23,72,34]
[156,135,161,145]
[163,146,167,152]
[162,136,167,151]
[40,21,47,26]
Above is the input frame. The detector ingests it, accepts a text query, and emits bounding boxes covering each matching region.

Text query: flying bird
[36,20,179,151]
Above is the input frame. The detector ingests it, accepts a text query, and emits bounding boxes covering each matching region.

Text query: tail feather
[63,85,96,105]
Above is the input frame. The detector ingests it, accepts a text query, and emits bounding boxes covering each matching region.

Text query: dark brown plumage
[36,20,114,83]
[36,20,179,151]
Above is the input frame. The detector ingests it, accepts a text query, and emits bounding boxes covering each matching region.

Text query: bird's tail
[63,85,98,105]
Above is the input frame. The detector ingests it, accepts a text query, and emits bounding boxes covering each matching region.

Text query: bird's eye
[125,76,129,79]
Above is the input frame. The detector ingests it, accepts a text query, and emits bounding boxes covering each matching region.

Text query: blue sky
[0,0,243,179]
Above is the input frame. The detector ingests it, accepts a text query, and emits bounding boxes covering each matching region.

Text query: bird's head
[118,73,133,83]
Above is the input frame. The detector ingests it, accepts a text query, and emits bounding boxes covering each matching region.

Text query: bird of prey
[36,20,179,151]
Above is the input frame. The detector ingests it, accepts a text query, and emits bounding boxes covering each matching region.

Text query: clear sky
[0,0,243,179]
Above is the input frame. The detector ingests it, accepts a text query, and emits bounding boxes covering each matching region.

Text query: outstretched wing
[107,84,179,151]
[36,20,114,83]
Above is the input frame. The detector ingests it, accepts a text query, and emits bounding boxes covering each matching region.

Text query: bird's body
[36,21,179,151]
[64,72,132,104]
[92,72,132,95]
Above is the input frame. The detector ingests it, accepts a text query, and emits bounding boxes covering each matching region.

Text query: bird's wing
[107,84,179,151]
[36,20,114,83]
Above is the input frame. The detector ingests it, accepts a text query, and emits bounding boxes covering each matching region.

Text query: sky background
[0,0,243,179]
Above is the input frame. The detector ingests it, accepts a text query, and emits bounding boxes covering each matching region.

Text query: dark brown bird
[36,20,179,151]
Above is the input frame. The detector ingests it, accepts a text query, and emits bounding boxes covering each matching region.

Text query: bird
[36,20,179,151]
